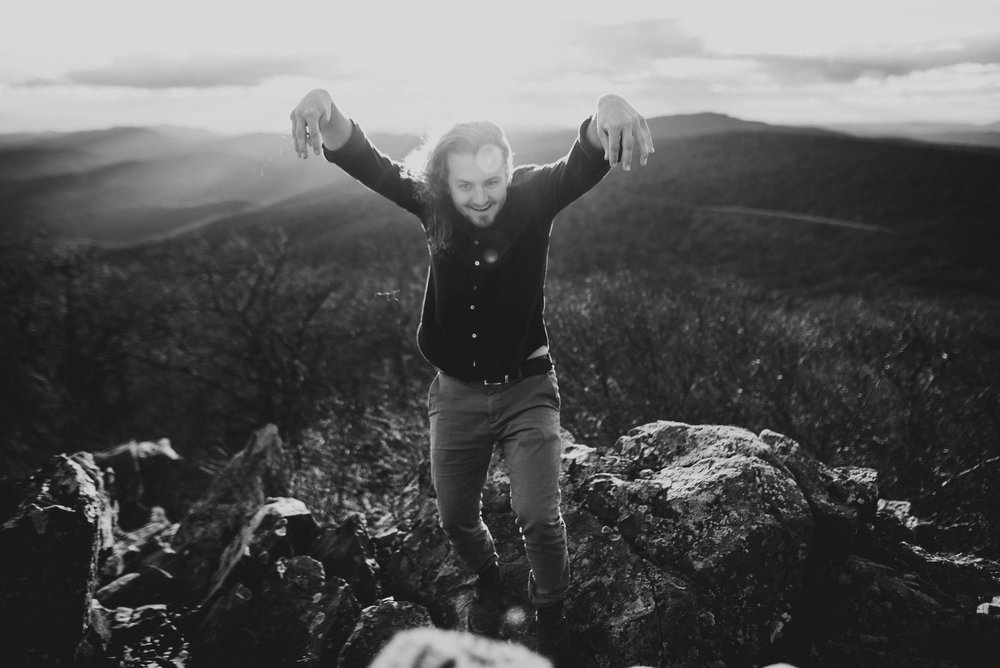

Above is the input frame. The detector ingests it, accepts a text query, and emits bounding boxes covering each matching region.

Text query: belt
[476,355,553,385]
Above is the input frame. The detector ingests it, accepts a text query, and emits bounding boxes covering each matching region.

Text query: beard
[460,200,501,228]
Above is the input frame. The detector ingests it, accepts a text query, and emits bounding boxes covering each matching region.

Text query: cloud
[552,19,707,76]
[16,54,335,89]
[747,32,1000,83]
[540,22,999,92]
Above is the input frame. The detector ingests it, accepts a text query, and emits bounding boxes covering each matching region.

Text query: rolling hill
[0,113,836,245]
[827,120,1000,149]
[2,115,999,297]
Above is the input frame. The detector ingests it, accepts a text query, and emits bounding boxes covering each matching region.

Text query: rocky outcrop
[3,420,999,666]
[376,421,1000,667]
[81,601,190,667]
[337,599,434,668]
[912,455,1000,558]
[369,627,551,668]
[170,424,292,603]
[578,423,814,663]
[0,453,116,666]
[94,438,182,529]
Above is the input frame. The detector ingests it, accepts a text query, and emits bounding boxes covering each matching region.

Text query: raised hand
[289,89,350,159]
[592,94,655,171]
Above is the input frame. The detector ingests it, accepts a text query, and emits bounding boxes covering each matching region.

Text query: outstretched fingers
[306,111,322,156]
[290,111,305,159]
[639,116,654,166]
[620,126,636,171]
[605,124,621,166]
[596,96,654,171]
[289,90,335,159]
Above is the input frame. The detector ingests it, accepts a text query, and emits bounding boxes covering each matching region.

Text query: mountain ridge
[3,112,999,295]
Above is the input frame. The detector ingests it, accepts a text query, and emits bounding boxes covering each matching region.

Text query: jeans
[427,369,568,608]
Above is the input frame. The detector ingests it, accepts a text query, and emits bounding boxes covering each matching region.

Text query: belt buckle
[483,374,511,386]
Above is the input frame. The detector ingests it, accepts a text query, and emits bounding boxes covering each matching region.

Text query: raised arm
[586,94,655,172]
[289,89,354,159]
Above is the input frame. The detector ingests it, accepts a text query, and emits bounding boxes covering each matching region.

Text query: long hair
[405,121,513,253]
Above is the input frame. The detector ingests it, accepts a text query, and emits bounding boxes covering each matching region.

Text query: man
[289,89,653,655]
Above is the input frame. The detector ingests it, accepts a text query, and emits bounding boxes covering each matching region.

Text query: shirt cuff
[322,120,365,164]
[576,116,605,162]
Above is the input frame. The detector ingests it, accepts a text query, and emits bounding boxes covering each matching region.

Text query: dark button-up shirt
[323,118,609,381]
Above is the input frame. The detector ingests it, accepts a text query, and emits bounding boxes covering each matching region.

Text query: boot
[535,600,570,664]
[469,562,505,638]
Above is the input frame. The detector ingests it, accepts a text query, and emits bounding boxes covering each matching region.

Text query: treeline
[547,270,1000,495]
[0,220,430,511]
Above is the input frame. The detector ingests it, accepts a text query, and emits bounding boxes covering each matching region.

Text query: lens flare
[476,144,503,173]
[505,605,529,630]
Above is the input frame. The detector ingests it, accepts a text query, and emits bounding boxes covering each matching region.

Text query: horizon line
[3,111,1000,141]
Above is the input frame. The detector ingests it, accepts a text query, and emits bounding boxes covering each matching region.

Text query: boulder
[200,497,319,608]
[190,497,359,666]
[79,601,190,667]
[94,438,182,529]
[312,512,382,606]
[198,556,358,667]
[96,565,176,608]
[370,627,551,668]
[170,424,292,602]
[337,599,434,668]
[759,429,877,554]
[575,422,814,665]
[105,505,179,578]
[913,455,1000,558]
[0,452,115,667]
[794,500,1000,666]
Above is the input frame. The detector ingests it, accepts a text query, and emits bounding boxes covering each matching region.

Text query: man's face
[446,144,509,228]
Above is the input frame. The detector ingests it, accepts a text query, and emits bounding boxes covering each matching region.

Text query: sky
[1,0,999,135]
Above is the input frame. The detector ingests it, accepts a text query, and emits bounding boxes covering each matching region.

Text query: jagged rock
[0,452,116,667]
[96,565,176,608]
[791,495,1000,667]
[761,441,1000,666]
[979,596,1000,616]
[580,422,814,664]
[370,627,551,668]
[108,505,179,578]
[311,512,382,606]
[808,546,1000,666]
[79,601,190,667]
[170,424,293,602]
[337,599,434,668]
[378,479,482,630]
[198,556,359,667]
[760,429,877,554]
[189,497,358,666]
[94,438,182,529]
[913,455,1000,557]
[200,497,319,608]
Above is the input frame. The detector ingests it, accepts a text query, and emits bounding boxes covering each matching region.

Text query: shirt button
[472,333,478,339]
[470,305,475,310]
[474,261,481,266]
[474,240,480,246]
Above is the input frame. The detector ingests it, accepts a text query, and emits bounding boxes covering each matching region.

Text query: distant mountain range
[825,120,1000,149]
[1,113,998,257]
